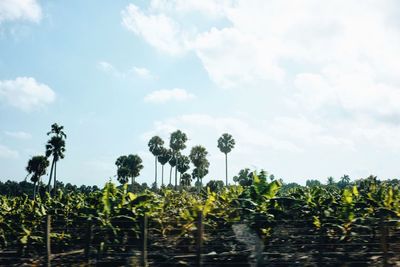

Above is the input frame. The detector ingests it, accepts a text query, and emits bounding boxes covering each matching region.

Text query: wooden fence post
[380,217,389,267]
[141,214,148,267]
[196,211,204,267]
[85,218,93,262]
[45,214,51,267]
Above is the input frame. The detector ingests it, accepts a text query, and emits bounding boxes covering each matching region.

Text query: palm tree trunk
[225,153,228,186]
[54,161,57,194]
[169,166,172,185]
[33,181,37,199]
[47,159,55,193]
[175,159,178,189]
[131,177,134,192]
[154,156,158,188]
[161,165,164,186]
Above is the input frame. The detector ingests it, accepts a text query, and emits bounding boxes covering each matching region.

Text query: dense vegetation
[1,123,400,265]
[1,174,400,265]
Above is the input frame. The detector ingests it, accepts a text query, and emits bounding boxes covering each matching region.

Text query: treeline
[2,171,399,198]
[8,122,400,199]
[21,123,238,197]
[0,180,99,197]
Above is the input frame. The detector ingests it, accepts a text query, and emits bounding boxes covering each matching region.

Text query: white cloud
[132,67,153,79]
[122,0,400,94]
[4,131,31,140]
[0,77,55,111]
[0,0,42,23]
[150,0,234,18]
[144,88,195,103]
[0,144,18,159]
[98,61,155,80]
[97,61,117,74]
[125,1,400,182]
[122,4,188,55]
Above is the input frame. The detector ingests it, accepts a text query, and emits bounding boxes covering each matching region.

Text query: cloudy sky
[1,0,400,186]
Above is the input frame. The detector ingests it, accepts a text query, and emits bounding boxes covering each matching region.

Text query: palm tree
[117,166,130,185]
[45,123,66,195]
[47,123,67,139]
[116,155,129,185]
[177,155,190,185]
[115,154,143,191]
[126,154,143,189]
[189,145,209,190]
[168,153,178,186]
[26,155,49,199]
[217,133,235,186]
[181,173,192,188]
[170,130,188,189]
[338,174,351,189]
[148,136,164,188]
[327,176,335,186]
[157,147,171,187]
[46,123,66,194]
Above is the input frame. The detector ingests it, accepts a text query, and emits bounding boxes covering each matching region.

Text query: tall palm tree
[46,123,67,195]
[168,153,178,186]
[157,147,171,187]
[217,133,235,186]
[177,154,190,185]
[170,130,187,189]
[47,123,67,139]
[148,136,164,188]
[26,155,49,199]
[46,137,66,194]
[189,145,209,190]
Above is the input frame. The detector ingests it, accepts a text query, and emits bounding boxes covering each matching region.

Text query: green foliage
[115,154,143,185]
[2,173,400,262]
[217,133,235,154]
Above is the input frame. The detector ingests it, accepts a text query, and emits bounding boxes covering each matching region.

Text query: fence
[1,213,399,266]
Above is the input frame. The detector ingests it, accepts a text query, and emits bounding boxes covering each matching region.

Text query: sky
[1,0,400,187]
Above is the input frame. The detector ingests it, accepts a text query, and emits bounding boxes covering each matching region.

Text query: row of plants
[1,173,399,265]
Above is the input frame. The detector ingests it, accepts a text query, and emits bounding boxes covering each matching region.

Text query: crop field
[1,175,400,266]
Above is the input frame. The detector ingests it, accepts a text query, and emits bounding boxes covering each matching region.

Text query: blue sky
[1,0,400,186]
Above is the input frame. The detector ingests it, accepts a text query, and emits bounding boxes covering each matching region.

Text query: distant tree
[206,180,224,192]
[189,145,209,190]
[217,133,235,186]
[327,176,336,186]
[337,174,351,189]
[180,173,192,188]
[148,136,164,188]
[115,154,143,191]
[233,168,253,187]
[280,182,302,193]
[26,155,49,199]
[170,130,188,189]
[177,154,190,185]
[192,166,209,189]
[306,179,321,188]
[168,153,178,186]
[46,123,67,195]
[157,147,171,186]
[117,166,130,185]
